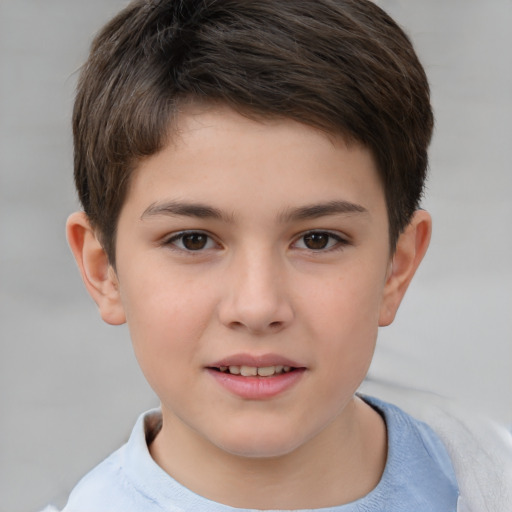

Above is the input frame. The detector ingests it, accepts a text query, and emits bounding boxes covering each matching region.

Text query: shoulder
[362,395,460,508]
[365,395,457,478]
[412,400,512,512]
[60,409,168,512]
[61,444,135,511]
[360,381,512,512]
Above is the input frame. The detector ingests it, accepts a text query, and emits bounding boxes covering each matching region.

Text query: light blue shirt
[59,396,459,511]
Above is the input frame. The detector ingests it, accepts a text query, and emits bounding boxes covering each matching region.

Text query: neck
[150,396,387,509]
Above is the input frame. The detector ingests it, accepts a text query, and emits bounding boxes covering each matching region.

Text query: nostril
[227,320,283,332]
[229,321,244,329]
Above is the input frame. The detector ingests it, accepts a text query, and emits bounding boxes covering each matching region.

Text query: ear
[379,210,432,327]
[66,211,126,325]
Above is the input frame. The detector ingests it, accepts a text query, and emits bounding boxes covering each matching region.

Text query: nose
[217,247,294,334]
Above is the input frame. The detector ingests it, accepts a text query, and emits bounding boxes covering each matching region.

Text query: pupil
[183,233,207,250]
[304,233,328,250]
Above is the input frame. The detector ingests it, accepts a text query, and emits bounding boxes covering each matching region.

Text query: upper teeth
[218,365,292,376]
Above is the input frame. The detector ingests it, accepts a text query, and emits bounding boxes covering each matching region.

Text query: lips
[215,365,293,377]
[206,354,306,399]
[209,353,302,369]
[207,353,303,377]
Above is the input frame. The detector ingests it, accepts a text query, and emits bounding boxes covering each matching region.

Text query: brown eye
[181,233,209,250]
[166,231,216,251]
[303,232,331,250]
[293,231,346,252]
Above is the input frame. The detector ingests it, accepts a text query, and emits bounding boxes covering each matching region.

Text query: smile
[207,360,305,399]
[216,365,293,377]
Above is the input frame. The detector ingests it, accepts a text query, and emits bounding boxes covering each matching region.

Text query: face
[112,106,393,459]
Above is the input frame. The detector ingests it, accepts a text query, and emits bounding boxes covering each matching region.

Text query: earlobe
[379,210,432,326]
[66,212,126,326]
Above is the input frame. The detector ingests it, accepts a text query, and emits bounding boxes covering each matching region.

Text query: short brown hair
[73,0,433,264]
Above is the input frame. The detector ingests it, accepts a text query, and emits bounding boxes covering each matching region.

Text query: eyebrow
[279,200,369,222]
[141,199,368,223]
[141,201,231,222]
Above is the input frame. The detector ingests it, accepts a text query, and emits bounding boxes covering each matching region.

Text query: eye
[165,231,218,251]
[293,231,347,251]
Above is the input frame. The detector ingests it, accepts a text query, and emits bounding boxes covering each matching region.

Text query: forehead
[125,105,386,221]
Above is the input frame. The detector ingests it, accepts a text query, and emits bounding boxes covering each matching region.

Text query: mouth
[209,365,296,377]
[207,360,306,399]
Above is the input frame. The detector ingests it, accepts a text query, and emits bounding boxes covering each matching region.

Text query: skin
[67,105,431,509]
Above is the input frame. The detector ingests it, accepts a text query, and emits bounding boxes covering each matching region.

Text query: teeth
[257,366,275,377]
[240,365,258,376]
[219,365,294,376]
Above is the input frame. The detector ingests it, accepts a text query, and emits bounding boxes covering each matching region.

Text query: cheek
[118,269,217,374]
[302,265,384,373]
[304,265,385,333]
[121,259,214,327]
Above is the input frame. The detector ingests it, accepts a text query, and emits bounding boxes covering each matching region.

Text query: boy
[45,0,510,510]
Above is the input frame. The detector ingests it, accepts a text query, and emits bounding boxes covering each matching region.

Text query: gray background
[1,1,511,511]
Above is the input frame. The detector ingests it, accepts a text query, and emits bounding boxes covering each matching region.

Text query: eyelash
[163,230,349,254]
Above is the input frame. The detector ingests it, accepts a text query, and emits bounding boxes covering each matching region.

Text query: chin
[212,425,310,459]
